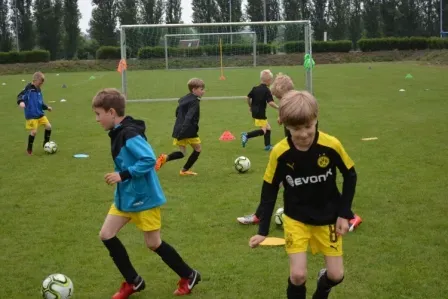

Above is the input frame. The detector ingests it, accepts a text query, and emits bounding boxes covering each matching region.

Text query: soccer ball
[234,156,251,173]
[44,141,57,154]
[41,273,74,299]
[274,207,284,226]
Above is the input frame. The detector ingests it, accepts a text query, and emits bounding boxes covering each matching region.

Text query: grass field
[0,62,447,299]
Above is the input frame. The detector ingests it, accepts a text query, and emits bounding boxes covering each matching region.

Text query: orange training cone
[219,130,235,141]
[349,214,363,232]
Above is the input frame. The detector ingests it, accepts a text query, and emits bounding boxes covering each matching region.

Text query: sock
[27,135,35,151]
[312,271,343,299]
[167,151,184,161]
[182,150,200,171]
[43,129,51,147]
[102,236,139,284]
[287,277,306,299]
[247,129,264,139]
[154,241,193,278]
[264,130,271,146]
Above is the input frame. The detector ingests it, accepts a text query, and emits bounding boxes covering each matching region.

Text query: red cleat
[112,279,145,299]
[173,270,201,296]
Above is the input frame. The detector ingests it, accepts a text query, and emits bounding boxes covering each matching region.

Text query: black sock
[27,135,35,151]
[43,129,51,146]
[167,151,184,161]
[312,271,343,299]
[264,130,271,146]
[247,129,264,139]
[287,277,306,299]
[102,236,139,284]
[182,150,200,171]
[154,241,193,278]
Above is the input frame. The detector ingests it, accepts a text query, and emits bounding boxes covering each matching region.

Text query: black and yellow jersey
[258,130,357,236]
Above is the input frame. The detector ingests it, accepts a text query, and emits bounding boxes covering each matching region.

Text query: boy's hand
[249,234,266,248]
[105,172,122,185]
[19,102,25,108]
[47,106,52,112]
[277,116,282,125]
[336,217,350,236]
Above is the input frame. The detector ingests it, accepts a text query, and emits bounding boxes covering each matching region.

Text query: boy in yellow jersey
[249,90,357,299]
[156,78,204,176]
[241,69,279,151]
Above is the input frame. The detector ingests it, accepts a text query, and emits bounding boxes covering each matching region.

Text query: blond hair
[92,88,126,117]
[32,72,45,83]
[188,78,205,92]
[271,73,294,99]
[279,90,318,127]
[260,69,273,84]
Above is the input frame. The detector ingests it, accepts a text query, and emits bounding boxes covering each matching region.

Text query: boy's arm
[333,138,357,219]
[257,149,282,236]
[16,84,31,105]
[247,88,254,108]
[119,132,156,181]
[266,91,279,109]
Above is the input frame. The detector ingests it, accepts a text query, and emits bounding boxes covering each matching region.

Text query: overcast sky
[79,0,195,33]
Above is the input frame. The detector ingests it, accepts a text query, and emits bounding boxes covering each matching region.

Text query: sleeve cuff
[119,170,132,181]
[338,208,354,220]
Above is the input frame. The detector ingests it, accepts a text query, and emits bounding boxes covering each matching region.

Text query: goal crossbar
[119,20,313,100]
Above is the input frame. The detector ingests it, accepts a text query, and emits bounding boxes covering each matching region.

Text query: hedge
[283,40,352,53]
[358,37,448,51]
[0,50,50,64]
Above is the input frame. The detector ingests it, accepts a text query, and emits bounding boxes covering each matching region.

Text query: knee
[30,130,37,136]
[290,269,307,285]
[326,268,344,283]
[45,124,52,130]
[193,145,202,153]
[99,229,115,241]
[146,238,162,251]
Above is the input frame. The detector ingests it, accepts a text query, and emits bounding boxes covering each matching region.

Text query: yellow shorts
[173,137,201,147]
[108,204,161,232]
[283,215,343,256]
[254,119,269,128]
[25,116,49,130]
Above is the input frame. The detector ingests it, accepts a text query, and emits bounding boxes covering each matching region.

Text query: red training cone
[349,214,363,232]
[219,130,235,141]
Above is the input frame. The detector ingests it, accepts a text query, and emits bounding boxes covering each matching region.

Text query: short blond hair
[271,73,294,99]
[188,78,205,92]
[92,88,126,117]
[32,71,45,83]
[279,90,318,127]
[260,69,273,84]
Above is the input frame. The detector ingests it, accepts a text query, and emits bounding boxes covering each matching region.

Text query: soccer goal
[120,20,313,102]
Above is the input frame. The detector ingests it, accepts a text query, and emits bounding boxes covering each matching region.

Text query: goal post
[120,20,313,101]
[163,31,257,70]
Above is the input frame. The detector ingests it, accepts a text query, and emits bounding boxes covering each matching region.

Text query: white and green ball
[234,156,251,173]
[274,207,285,226]
[41,273,73,299]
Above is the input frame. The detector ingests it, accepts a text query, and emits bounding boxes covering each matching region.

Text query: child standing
[93,88,201,299]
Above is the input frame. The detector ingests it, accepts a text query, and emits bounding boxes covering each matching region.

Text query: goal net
[120,21,313,101]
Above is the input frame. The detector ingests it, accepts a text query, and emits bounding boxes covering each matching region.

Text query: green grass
[0,62,447,298]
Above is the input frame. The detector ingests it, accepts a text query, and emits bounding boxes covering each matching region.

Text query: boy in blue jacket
[92,88,201,299]
[17,72,53,155]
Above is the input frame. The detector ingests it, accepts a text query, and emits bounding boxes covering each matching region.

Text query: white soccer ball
[274,207,284,226]
[234,156,251,173]
[41,273,74,299]
[44,141,57,154]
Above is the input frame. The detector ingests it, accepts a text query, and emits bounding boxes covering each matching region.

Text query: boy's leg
[180,143,201,175]
[27,129,37,155]
[312,257,344,299]
[288,253,308,299]
[100,210,145,298]
[311,225,344,299]
[43,121,52,147]
[155,143,186,171]
[263,123,272,150]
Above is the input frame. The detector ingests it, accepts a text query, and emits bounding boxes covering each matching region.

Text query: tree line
[0,0,446,60]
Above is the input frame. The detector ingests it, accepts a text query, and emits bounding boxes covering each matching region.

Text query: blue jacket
[109,116,166,212]
[17,83,48,120]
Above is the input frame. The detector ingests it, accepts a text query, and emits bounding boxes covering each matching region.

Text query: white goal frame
[120,20,313,101]
[163,31,257,70]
